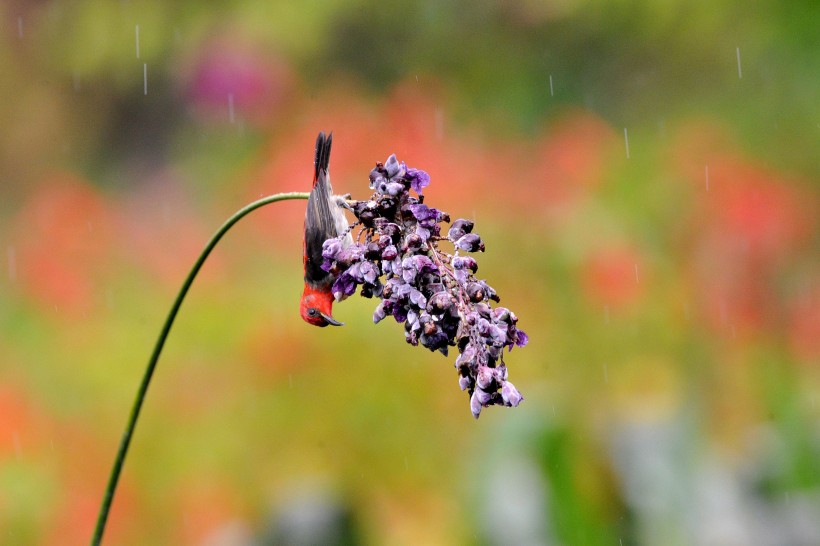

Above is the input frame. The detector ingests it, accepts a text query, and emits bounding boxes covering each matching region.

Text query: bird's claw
[336,194,354,211]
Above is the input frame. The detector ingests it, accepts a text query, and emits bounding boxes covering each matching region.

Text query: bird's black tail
[313,131,333,185]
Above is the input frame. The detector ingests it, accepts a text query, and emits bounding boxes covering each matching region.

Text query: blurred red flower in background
[674,125,817,345]
[11,173,118,318]
[582,246,644,310]
[531,109,618,214]
[787,286,820,362]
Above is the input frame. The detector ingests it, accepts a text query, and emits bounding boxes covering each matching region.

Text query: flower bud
[359,210,376,227]
[466,282,485,303]
[378,196,397,216]
[331,271,357,301]
[476,317,492,337]
[373,302,386,323]
[456,343,477,368]
[455,233,485,252]
[427,291,453,314]
[405,330,419,346]
[493,307,511,323]
[381,245,398,261]
[475,388,493,405]
[408,204,433,221]
[480,281,499,302]
[411,255,437,275]
[470,391,483,419]
[475,303,492,319]
[360,261,379,284]
[476,366,494,390]
[489,325,508,347]
[452,256,478,273]
[365,242,381,260]
[448,218,474,240]
[404,233,423,251]
[409,288,427,308]
[380,223,400,242]
[501,382,523,407]
[369,163,387,189]
[384,154,404,179]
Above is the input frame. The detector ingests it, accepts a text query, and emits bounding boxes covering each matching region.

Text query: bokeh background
[1,1,818,544]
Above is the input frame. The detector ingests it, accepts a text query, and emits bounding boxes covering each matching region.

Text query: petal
[407,167,431,194]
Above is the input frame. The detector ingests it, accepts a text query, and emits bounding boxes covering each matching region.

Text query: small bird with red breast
[300,131,350,326]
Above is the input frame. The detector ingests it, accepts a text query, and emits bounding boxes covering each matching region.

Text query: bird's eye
[307,308,318,317]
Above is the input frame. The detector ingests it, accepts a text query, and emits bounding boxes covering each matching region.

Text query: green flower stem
[92,192,310,546]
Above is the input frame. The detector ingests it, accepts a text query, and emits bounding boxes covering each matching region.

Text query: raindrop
[736,47,742,79]
[228,93,235,124]
[624,128,630,159]
[549,74,554,97]
[705,164,710,191]
[288,374,293,389]
[143,63,148,95]
[135,24,140,58]
[7,246,16,282]
[415,74,418,82]
[17,16,23,39]
[634,263,639,283]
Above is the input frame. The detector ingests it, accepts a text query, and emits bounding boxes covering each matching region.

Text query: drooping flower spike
[322,154,526,418]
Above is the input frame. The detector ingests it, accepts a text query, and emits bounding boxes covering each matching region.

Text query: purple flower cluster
[321,154,526,418]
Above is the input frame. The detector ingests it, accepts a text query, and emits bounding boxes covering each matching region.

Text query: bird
[300,131,350,326]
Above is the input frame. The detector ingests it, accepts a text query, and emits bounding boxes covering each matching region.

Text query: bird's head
[300,286,344,327]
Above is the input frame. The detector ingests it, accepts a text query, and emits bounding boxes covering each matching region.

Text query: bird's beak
[320,312,344,326]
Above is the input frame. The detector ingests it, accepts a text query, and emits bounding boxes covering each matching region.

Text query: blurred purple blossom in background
[321,154,527,418]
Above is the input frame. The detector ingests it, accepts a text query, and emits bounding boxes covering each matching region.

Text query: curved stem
[92,192,310,546]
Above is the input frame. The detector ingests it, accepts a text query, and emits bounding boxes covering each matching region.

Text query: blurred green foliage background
[1,1,818,544]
